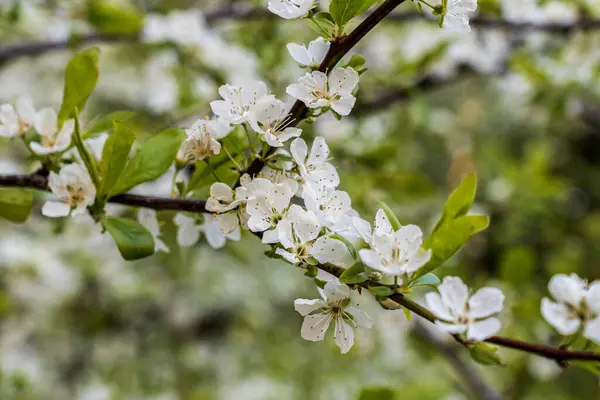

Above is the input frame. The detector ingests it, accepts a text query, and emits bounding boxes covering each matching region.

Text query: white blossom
[142,10,206,45]
[0,95,36,138]
[202,213,241,249]
[426,276,505,341]
[358,209,431,279]
[294,281,372,354]
[210,81,269,124]
[205,182,248,233]
[290,137,339,187]
[268,0,316,20]
[309,235,355,268]
[180,118,232,162]
[247,96,302,147]
[443,0,478,32]
[138,209,170,253]
[246,178,297,243]
[42,163,96,218]
[174,213,201,247]
[287,37,330,68]
[303,181,352,230]
[286,67,359,116]
[275,205,321,264]
[30,108,74,155]
[541,273,600,343]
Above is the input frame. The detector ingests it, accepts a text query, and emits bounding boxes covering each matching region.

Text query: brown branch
[0,173,207,213]
[413,322,506,400]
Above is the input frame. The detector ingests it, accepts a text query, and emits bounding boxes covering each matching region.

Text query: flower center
[67,185,87,207]
[41,135,57,148]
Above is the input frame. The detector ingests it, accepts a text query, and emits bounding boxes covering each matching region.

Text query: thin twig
[413,322,505,400]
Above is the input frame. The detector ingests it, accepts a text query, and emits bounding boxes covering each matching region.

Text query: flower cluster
[443,0,479,32]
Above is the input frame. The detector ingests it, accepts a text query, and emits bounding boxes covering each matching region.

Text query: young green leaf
[416,215,489,278]
[345,53,366,70]
[339,263,369,284]
[329,233,358,260]
[368,285,395,297]
[84,111,136,138]
[99,121,136,197]
[58,47,100,122]
[377,201,401,231]
[102,216,155,261]
[411,272,441,288]
[432,173,477,233]
[87,0,144,34]
[330,0,378,30]
[307,12,337,39]
[110,128,185,195]
[469,343,503,366]
[0,188,34,223]
[314,278,328,289]
[358,387,397,400]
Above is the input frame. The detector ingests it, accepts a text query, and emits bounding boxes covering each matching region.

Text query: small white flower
[205,182,247,233]
[443,0,478,32]
[290,137,339,187]
[202,213,241,249]
[138,209,170,253]
[0,96,36,138]
[303,181,351,229]
[180,118,232,162]
[174,213,201,247]
[247,96,302,147]
[309,235,355,268]
[30,108,74,155]
[294,281,372,354]
[275,205,321,264]
[210,81,269,124]
[245,178,296,244]
[425,276,505,341]
[541,273,600,343]
[268,0,316,19]
[358,209,431,279]
[286,67,359,116]
[42,163,96,218]
[287,37,330,68]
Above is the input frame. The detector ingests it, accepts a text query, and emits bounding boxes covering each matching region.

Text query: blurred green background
[1,0,600,398]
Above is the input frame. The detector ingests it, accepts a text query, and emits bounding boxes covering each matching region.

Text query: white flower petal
[331,96,356,116]
[300,312,332,342]
[346,306,372,328]
[541,298,580,335]
[468,287,505,319]
[35,107,57,137]
[334,316,355,354]
[287,43,312,66]
[294,298,326,316]
[467,317,502,341]
[583,316,600,344]
[434,320,467,335]
[310,236,354,268]
[549,273,586,307]
[439,276,469,317]
[41,201,71,217]
[276,248,300,264]
[585,281,600,314]
[324,281,350,305]
[425,292,454,322]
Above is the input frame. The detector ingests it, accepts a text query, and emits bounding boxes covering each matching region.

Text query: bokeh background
[1,0,600,399]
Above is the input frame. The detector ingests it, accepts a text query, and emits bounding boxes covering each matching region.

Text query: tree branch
[413,322,506,400]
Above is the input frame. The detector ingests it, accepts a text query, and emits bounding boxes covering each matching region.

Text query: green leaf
[111,128,185,195]
[469,343,503,366]
[402,307,412,321]
[329,233,358,260]
[377,201,401,231]
[314,278,328,289]
[411,273,441,288]
[432,173,477,233]
[368,285,395,297]
[58,47,100,122]
[358,387,397,400]
[87,0,144,34]
[102,216,155,261]
[416,215,489,277]
[330,0,378,29]
[339,263,369,284]
[573,361,600,376]
[306,12,337,39]
[72,111,100,188]
[0,188,34,223]
[345,53,366,70]
[99,121,136,197]
[83,111,136,138]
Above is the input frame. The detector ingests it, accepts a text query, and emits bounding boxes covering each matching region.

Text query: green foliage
[307,12,337,39]
[432,173,477,233]
[86,0,144,34]
[469,343,503,366]
[102,216,155,261]
[339,263,370,284]
[358,387,397,400]
[500,247,536,286]
[330,0,378,30]
[111,128,184,195]
[58,48,100,123]
[411,273,441,288]
[84,111,137,139]
[345,54,366,70]
[0,188,33,223]
[418,215,489,277]
[377,201,402,231]
[368,285,395,296]
[99,122,136,198]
